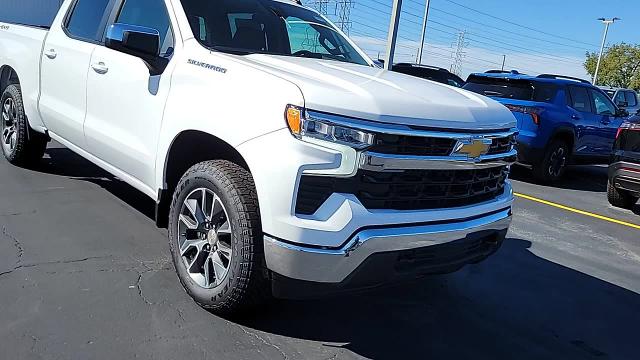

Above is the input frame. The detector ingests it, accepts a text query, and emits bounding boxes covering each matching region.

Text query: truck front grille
[368,133,515,157]
[295,166,508,215]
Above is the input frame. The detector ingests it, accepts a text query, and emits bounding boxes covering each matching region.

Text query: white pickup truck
[0,0,516,314]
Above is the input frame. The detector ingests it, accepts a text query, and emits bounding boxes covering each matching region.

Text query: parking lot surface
[1,144,639,360]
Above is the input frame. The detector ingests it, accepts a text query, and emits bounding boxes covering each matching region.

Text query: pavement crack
[2,226,24,265]
[0,255,113,280]
[134,270,155,306]
[238,325,288,360]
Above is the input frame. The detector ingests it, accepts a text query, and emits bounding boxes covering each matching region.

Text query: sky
[318,0,640,80]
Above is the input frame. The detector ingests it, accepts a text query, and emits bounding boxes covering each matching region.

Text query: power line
[441,0,599,48]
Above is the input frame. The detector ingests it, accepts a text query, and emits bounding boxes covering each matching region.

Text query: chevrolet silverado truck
[0,0,516,315]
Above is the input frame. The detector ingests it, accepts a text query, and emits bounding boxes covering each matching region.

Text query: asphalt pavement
[1,143,639,360]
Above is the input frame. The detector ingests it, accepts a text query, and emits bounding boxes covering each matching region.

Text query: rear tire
[168,160,271,316]
[1,84,47,165]
[532,140,568,183]
[607,180,637,209]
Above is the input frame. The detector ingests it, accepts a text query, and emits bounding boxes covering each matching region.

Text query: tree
[584,43,640,90]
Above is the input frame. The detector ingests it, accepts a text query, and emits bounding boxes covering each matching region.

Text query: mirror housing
[105,23,168,75]
[616,108,630,118]
[616,100,629,108]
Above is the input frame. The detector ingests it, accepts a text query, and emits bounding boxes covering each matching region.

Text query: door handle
[601,118,611,125]
[91,62,109,74]
[571,115,580,120]
[44,49,57,59]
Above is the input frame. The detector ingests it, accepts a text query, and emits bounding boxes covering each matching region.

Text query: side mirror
[616,108,629,118]
[617,101,629,108]
[105,23,168,75]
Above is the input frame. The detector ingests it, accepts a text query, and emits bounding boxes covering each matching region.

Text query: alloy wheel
[548,147,566,178]
[1,98,17,154]
[177,188,233,289]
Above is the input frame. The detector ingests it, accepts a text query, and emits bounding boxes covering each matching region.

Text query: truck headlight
[285,105,375,149]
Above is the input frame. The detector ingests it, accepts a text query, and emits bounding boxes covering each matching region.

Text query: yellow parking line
[514,192,640,230]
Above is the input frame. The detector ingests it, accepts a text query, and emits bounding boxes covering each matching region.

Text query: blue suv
[463,73,628,182]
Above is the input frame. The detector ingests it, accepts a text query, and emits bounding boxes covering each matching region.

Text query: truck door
[589,88,624,156]
[83,0,175,190]
[567,86,599,156]
[38,0,112,148]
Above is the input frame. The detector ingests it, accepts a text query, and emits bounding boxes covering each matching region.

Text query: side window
[625,91,638,107]
[65,0,112,42]
[591,89,617,115]
[568,86,592,113]
[116,0,175,57]
[614,91,626,106]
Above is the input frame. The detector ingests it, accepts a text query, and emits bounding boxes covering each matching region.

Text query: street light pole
[385,0,403,70]
[417,0,431,65]
[593,17,619,85]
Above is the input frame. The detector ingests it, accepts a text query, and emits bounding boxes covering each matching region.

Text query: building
[1,0,64,27]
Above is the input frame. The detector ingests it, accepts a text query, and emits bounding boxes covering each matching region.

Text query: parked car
[599,86,640,115]
[0,0,517,314]
[392,63,465,87]
[608,118,640,209]
[464,73,628,182]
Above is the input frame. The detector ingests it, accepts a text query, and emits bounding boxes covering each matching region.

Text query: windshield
[181,0,370,66]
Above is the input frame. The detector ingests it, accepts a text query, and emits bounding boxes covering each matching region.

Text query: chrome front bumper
[264,207,512,284]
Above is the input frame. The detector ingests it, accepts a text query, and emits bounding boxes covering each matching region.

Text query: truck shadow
[32,145,157,220]
[237,238,640,360]
[21,146,640,359]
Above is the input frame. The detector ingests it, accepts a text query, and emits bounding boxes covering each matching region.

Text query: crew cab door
[39,0,113,148]
[84,0,175,189]
[567,85,599,156]
[589,88,624,156]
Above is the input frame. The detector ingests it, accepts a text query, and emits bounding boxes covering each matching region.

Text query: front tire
[607,180,637,209]
[532,140,569,183]
[168,160,270,315]
[1,84,47,165]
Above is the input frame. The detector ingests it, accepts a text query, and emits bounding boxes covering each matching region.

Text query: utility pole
[384,0,402,70]
[501,55,506,71]
[416,0,431,65]
[594,17,620,85]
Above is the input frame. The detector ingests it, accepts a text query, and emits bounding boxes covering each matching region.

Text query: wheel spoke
[187,241,209,273]
[180,239,204,256]
[9,132,16,150]
[217,241,232,259]
[216,220,231,235]
[203,257,214,287]
[211,251,227,284]
[184,197,206,226]
[179,214,197,230]
[1,110,8,123]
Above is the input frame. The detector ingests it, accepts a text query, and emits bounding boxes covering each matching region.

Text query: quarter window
[65,0,112,42]
[116,0,175,57]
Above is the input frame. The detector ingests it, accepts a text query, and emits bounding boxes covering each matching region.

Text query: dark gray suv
[608,117,640,209]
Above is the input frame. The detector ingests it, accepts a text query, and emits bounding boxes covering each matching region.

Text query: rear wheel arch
[0,66,20,94]
[549,128,575,155]
[156,130,251,227]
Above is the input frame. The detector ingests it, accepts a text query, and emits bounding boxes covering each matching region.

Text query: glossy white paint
[0,0,516,253]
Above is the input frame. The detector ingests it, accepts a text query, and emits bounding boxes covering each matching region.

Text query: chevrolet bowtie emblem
[452,138,492,159]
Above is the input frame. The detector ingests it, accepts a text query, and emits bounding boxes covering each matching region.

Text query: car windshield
[180,0,369,66]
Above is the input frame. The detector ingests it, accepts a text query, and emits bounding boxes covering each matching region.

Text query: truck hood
[240,54,516,130]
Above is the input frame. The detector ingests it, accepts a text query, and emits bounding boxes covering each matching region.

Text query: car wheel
[533,140,568,183]
[607,180,637,209]
[1,84,48,165]
[168,160,271,315]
